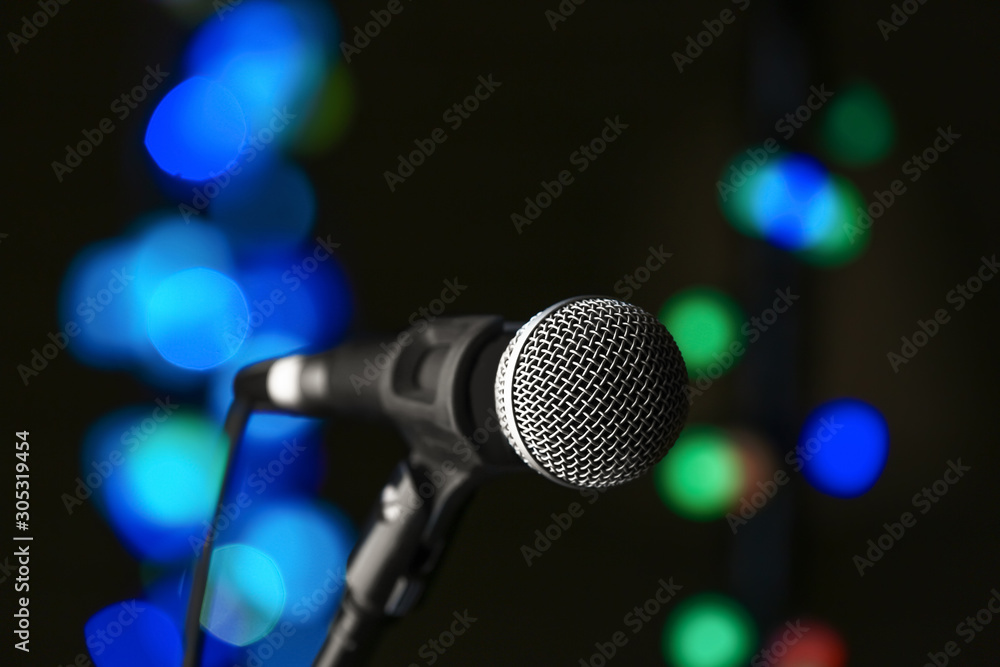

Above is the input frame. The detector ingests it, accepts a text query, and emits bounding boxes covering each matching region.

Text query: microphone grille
[495,297,689,489]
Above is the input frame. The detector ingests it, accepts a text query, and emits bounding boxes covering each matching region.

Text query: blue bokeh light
[85,600,182,667]
[798,398,890,498]
[209,160,317,249]
[144,568,245,667]
[59,215,239,381]
[145,561,335,666]
[202,544,286,646]
[59,237,144,368]
[231,244,353,348]
[185,0,338,143]
[145,77,247,181]
[750,154,838,250]
[84,410,228,562]
[130,215,235,304]
[147,267,250,370]
[235,500,355,624]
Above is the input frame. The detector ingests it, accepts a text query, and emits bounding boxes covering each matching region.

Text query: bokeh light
[659,287,745,377]
[772,619,847,667]
[131,215,235,303]
[145,77,247,181]
[729,429,779,500]
[235,500,355,625]
[147,267,249,370]
[202,544,286,646]
[748,154,837,250]
[231,243,353,347]
[820,81,896,167]
[293,64,356,155]
[85,600,182,667]
[60,214,244,380]
[145,559,336,666]
[717,146,772,239]
[185,0,338,143]
[84,410,228,562]
[655,426,744,521]
[793,175,870,267]
[59,237,143,368]
[209,160,316,249]
[664,593,756,667]
[719,151,872,265]
[797,398,889,498]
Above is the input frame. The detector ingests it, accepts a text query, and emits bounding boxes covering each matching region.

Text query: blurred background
[3,0,999,665]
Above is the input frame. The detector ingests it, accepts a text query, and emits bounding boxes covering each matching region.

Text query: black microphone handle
[233,339,401,418]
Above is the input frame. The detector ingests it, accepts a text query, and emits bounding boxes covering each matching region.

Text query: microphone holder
[312,315,526,665]
[311,457,484,667]
[184,314,527,667]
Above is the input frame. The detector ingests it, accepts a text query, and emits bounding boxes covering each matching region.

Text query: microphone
[217,296,689,667]
[233,296,689,488]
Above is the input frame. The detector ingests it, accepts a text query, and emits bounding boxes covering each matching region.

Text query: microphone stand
[182,315,524,666]
[312,458,484,667]
[313,316,524,666]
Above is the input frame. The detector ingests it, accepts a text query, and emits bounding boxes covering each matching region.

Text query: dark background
[4,0,999,665]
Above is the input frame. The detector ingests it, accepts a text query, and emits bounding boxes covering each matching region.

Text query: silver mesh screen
[495,297,688,488]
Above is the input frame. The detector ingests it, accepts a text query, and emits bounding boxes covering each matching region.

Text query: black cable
[181,398,254,667]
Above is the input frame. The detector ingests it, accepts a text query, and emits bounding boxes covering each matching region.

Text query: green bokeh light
[664,593,756,667]
[122,414,227,527]
[794,175,870,267]
[293,65,357,156]
[654,426,744,521]
[659,287,745,376]
[717,147,776,239]
[820,82,896,167]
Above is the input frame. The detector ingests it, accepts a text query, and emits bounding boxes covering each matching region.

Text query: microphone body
[225,296,689,667]
[235,313,526,473]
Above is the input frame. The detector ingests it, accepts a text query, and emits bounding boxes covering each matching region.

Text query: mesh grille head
[495,297,689,489]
